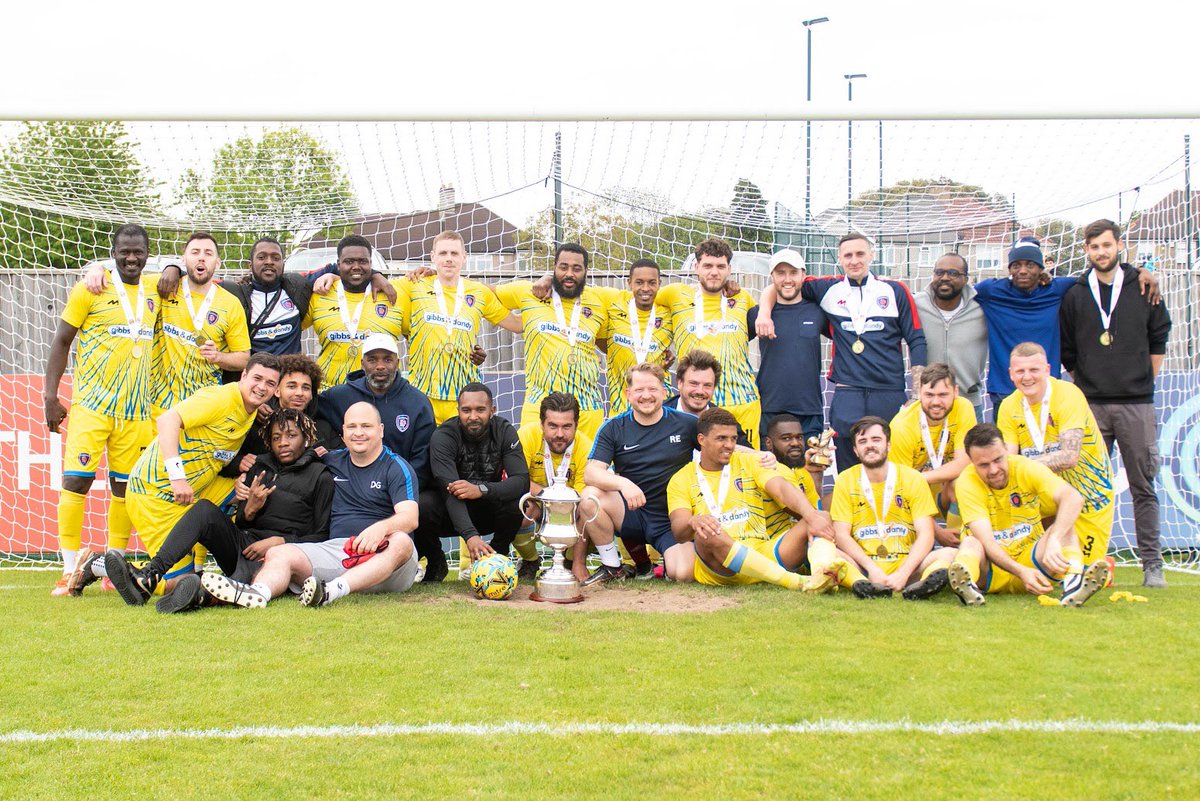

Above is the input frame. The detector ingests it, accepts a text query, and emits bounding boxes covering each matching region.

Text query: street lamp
[803,16,829,265]
[845,73,867,229]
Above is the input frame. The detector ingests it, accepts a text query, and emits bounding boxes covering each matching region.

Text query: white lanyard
[432,277,466,336]
[335,279,367,340]
[181,278,217,333]
[919,409,951,470]
[110,267,145,340]
[860,463,897,537]
[693,290,727,337]
[551,290,584,347]
[694,456,732,516]
[542,438,574,486]
[627,298,656,363]
[1021,381,1053,454]
[843,275,872,337]
[1087,267,1125,332]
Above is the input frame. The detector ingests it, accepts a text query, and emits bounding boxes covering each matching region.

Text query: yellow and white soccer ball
[469,554,518,600]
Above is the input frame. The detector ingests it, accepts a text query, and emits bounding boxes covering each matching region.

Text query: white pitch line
[2,719,1198,744]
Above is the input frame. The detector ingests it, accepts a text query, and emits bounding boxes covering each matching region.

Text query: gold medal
[347,344,359,357]
[851,338,865,354]
[442,341,457,355]
[875,542,889,558]
[131,344,143,359]
[194,333,207,347]
[1099,330,1112,346]
[566,349,580,366]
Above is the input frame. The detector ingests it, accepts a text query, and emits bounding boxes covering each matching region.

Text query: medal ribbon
[1020,381,1053,454]
[335,279,367,343]
[842,275,873,338]
[693,290,727,337]
[694,455,733,517]
[433,277,466,337]
[542,438,575,486]
[627,297,656,363]
[919,409,952,470]
[551,289,584,347]
[1086,266,1124,333]
[181,278,217,334]
[859,462,898,543]
[110,266,145,343]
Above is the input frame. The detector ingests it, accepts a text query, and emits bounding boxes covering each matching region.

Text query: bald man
[201,401,421,608]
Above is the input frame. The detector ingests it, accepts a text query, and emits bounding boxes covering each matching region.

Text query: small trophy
[519,484,599,604]
[806,428,836,468]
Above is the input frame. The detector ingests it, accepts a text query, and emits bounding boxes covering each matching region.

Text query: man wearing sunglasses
[914,254,988,422]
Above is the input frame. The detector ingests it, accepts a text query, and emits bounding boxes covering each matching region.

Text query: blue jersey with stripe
[321,446,418,541]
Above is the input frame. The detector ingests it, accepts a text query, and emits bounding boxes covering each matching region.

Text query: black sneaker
[582,563,634,586]
[517,558,541,582]
[105,550,155,606]
[299,575,329,607]
[633,562,657,581]
[66,550,103,596]
[155,574,208,614]
[422,553,449,583]
[851,579,893,599]
[902,568,949,601]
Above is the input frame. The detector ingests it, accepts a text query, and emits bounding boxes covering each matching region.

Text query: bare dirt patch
[445,582,740,613]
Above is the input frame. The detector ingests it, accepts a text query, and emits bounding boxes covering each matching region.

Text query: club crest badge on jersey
[465,295,476,307]
[376,304,389,318]
[1010,492,1022,507]
[281,298,295,310]
[582,307,594,318]
[395,414,410,432]
[894,495,905,509]
[876,296,889,309]
[734,478,745,492]
[727,297,737,308]
[78,453,90,466]
[206,311,219,325]
[146,298,155,312]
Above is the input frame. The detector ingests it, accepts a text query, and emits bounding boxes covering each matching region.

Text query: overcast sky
[3,0,1197,118]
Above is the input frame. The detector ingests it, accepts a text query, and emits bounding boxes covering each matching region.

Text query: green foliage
[176,128,358,266]
[0,121,161,269]
[850,177,1010,211]
[1031,218,1085,272]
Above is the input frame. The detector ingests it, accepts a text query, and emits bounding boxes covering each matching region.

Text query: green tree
[1030,218,1084,273]
[176,127,358,265]
[0,120,162,269]
[850,177,1009,210]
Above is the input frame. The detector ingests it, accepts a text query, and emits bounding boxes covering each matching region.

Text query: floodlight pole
[803,16,829,263]
[845,73,867,230]
[553,131,563,250]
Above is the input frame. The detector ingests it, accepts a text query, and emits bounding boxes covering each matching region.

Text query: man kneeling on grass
[664,408,833,588]
[202,401,420,608]
[106,408,334,612]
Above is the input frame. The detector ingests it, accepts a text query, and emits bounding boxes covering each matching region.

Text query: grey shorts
[290,537,419,595]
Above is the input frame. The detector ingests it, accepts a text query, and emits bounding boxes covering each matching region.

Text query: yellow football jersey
[495,281,610,412]
[657,282,758,407]
[151,282,250,410]
[302,278,406,387]
[762,464,822,538]
[593,286,674,416]
[830,463,938,566]
[997,377,1113,513]
[61,274,159,421]
[128,382,254,503]
[666,452,785,542]
[956,454,1067,557]
[518,423,592,493]
[398,277,510,401]
[888,396,976,474]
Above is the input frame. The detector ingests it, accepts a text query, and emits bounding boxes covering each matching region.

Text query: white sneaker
[1061,560,1110,607]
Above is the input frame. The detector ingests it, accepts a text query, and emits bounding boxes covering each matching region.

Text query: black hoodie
[235,448,334,543]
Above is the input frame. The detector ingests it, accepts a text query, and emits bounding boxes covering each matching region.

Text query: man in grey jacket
[914,254,988,421]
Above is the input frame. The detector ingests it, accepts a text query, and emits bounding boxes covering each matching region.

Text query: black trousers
[414,488,525,562]
[148,500,262,582]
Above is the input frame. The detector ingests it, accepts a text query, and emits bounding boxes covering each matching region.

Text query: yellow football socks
[1062,544,1084,576]
[107,495,132,551]
[512,528,539,562]
[921,559,952,581]
[722,542,801,590]
[954,551,981,584]
[807,538,865,588]
[57,489,87,554]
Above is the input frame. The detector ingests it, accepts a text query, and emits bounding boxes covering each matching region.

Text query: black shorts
[616,497,677,556]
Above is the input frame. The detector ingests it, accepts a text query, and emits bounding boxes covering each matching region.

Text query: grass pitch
[2,567,1198,800]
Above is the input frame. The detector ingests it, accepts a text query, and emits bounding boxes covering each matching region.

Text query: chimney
[437,184,456,210]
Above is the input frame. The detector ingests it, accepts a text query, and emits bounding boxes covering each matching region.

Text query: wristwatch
[477,483,489,496]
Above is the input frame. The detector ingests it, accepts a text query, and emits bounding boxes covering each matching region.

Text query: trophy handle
[519,492,543,523]
[579,495,600,524]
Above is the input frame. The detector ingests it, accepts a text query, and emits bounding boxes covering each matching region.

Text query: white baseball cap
[360,332,399,355]
[769,249,805,272]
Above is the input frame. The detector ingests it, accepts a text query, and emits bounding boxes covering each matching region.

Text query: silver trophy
[519,483,599,604]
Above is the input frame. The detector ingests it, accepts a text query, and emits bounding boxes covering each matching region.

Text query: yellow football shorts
[63,406,153,481]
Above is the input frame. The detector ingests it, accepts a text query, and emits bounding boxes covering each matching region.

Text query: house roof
[302,202,518,260]
[1126,189,1200,242]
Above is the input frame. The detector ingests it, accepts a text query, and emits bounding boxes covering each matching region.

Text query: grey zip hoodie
[914,282,988,407]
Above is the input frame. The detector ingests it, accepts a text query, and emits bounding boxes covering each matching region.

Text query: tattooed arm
[1036,428,1083,472]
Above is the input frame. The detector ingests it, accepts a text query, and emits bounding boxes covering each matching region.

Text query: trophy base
[530,572,584,604]
[529,591,584,604]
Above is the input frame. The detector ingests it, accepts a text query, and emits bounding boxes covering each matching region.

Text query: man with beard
[808,417,950,600]
[50,224,160,596]
[149,232,251,418]
[657,238,762,447]
[948,424,1110,607]
[664,349,750,447]
[914,254,988,421]
[496,243,610,441]
[747,249,828,443]
[414,383,529,570]
[756,234,927,470]
[761,414,830,541]
[304,235,407,387]
[888,363,977,545]
[103,408,334,612]
[593,258,674,417]
[1060,219,1171,588]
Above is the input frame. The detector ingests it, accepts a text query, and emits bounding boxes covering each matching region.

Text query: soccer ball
[469,554,518,600]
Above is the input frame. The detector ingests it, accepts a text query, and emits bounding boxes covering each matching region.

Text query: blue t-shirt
[747,300,826,415]
[589,407,699,511]
[973,276,1074,395]
[321,446,418,541]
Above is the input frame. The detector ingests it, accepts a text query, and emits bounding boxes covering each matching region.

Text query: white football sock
[61,548,78,574]
[250,582,272,599]
[597,542,622,568]
[327,577,351,603]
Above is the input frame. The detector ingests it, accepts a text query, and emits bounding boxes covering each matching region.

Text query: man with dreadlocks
[106,408,335,613]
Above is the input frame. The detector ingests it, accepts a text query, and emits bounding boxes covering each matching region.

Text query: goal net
[2,118,1198,571]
